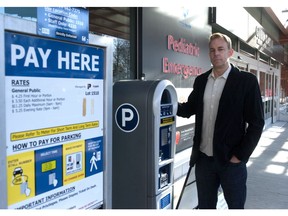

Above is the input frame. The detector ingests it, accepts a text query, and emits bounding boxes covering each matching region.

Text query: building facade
[1,6,288,209]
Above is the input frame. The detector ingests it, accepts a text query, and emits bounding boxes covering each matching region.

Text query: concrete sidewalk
[173,121,288,209]
[245,121,288,209]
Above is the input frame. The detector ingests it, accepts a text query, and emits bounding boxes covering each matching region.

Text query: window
[260,71,266,97]
[88,7,136,82]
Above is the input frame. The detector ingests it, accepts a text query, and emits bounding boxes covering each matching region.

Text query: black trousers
[195,152,247,209]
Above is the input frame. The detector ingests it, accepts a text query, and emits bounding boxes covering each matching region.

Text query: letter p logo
[122,108,134,127]
[115,103,139,132]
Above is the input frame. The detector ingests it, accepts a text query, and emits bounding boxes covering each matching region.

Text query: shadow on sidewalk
[245,121,288,209]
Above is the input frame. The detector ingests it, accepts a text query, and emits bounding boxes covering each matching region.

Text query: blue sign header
[5,32,104,79]
[37,7,89,44]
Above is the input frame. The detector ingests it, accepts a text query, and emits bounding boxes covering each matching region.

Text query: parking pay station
[112,80,177,209]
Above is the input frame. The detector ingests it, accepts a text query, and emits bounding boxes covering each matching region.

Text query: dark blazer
[177,64,265,166]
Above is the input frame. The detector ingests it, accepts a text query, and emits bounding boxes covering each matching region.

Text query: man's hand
[230,155,241,163]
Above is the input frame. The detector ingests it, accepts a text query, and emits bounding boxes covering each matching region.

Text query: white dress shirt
[200,65,231,156]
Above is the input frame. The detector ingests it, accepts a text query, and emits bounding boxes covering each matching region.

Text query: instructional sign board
[37,7,89,44]
[5,31,104,209]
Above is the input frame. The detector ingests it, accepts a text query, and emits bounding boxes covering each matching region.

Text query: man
[177,33,264,209]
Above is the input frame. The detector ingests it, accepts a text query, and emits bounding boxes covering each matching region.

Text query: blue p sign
[115,103,139,132]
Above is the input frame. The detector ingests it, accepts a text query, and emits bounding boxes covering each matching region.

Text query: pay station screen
[161,127,169,146]
[159,104,174,160]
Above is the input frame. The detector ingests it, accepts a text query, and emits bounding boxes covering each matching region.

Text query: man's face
[209,38,233,70]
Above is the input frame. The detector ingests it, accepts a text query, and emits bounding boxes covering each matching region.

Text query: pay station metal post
[112,80,178,209]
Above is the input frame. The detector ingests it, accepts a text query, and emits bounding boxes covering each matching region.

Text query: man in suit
[177,32,264,209]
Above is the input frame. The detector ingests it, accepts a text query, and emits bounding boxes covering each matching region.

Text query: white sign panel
[5,31,104,209]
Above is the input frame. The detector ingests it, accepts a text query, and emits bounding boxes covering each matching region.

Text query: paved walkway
[173,121,288,209]
[245,121,288,209]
